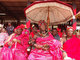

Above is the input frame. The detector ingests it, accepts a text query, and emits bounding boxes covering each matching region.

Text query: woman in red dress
[60,27,80,60]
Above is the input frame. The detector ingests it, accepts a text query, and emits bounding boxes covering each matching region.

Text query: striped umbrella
[24,0,74,29]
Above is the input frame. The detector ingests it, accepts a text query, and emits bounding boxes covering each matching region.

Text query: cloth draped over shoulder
[28,32,63,60]
[63,36,80,60]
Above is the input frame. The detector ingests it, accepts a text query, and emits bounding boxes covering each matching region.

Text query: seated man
[52,28,60,40]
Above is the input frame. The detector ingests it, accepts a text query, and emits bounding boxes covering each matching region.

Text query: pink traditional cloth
[0,47,13,60]
[28,32,63,60]
[0,33,8,51]
[0,34,14,60]
[0,33,8,46]
[63,36,80,60]
[0,33,28,60]
[11,34,27,60]
[22,29,29,49]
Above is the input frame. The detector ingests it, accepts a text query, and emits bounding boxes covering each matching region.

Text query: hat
[67,26,74,31]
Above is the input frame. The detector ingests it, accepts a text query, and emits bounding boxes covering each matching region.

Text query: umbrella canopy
[24,0,74,25]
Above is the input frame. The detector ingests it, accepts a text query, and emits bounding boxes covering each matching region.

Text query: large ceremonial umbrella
[24,0,74,26]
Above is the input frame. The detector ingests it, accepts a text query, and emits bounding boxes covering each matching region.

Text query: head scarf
[67,27,74,31]
[14,25,25,32]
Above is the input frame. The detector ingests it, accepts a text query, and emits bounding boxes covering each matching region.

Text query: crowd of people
[0,20,80,60]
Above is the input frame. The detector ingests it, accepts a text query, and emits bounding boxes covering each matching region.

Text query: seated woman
[28,20,63,60]
[60,27,80,60]
[0,26,28,60]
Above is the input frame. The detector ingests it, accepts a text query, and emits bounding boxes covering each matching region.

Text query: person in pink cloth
[60,27,80,60]
[0,25,28,60]
[0,28,8,50]
[0,28,8,46]
[28,20,63,60]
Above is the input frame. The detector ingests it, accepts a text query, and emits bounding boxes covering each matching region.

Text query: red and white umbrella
[24,0,74,25]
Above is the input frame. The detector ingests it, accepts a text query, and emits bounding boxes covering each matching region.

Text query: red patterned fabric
[63,36,80,60]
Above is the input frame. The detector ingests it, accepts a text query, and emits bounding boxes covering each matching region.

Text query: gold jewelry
[38,32,48,37]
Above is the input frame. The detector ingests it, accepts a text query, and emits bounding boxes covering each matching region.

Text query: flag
[26,20,30,29]
[72,2,77,30]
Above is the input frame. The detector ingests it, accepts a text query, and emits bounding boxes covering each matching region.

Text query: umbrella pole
[47,6,50,31]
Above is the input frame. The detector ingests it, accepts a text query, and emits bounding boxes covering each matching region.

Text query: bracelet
[62,50,66,52]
